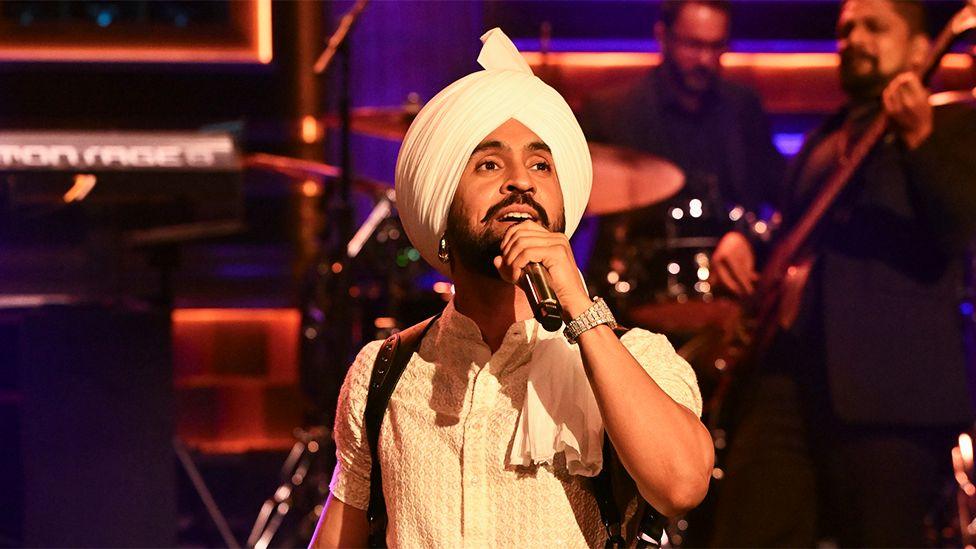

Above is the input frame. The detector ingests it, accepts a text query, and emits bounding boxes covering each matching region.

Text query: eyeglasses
[666,32,729,56]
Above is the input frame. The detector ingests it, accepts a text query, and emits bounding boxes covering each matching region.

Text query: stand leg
[173,437,241,549]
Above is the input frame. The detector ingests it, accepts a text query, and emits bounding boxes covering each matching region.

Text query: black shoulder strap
[593,326,669,548]
[593,434,627,548]
[364,314,440,548]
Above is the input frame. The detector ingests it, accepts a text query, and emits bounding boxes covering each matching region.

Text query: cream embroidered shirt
[329,300,702,548]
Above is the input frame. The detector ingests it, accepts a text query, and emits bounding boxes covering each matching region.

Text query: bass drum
[585,195,740,405]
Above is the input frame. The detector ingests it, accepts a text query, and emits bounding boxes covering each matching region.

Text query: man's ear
[654,22,667,54]
[908,33,930,71]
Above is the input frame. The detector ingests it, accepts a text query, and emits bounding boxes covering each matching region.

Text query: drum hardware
[233,188,436,549]
[247,428,333,549]
[243,155,440,547]
[174,437,242,549]
[246,153,340,180]
[247,2,380,545]
[321,103,417,142]
[347,188,396,259]
[244,153,392,199]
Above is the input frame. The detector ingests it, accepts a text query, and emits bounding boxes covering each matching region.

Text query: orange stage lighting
[523,51,973,71]
[301,115,323,144]
[172,308,303,453]
[0,0,273,64]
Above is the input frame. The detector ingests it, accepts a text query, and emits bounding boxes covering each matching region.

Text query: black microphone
[520,262,563,332]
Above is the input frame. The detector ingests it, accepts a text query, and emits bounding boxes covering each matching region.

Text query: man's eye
[532,161,551,172]
[837,20,856,38]
[479,160,499,171]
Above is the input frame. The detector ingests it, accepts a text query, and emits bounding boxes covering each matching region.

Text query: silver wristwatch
[564,297,618,345]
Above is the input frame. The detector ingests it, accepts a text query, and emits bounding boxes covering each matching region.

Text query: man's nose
[504,164,535,193]
[697,48,720,66]
[846,24,870,48]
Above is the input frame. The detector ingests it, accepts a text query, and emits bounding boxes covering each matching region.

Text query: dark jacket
[578,67,784,213]
[786,102,976,425]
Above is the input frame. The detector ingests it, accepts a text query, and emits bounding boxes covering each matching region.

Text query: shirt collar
[439,298,565,366]
[439,298,485,344]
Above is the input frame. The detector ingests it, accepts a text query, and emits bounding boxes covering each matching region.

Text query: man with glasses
[580,0,784,310]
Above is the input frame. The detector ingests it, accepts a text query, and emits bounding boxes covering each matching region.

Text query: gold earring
[438,236,450,263]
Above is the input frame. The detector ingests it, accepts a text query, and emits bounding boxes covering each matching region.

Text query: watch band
[564,297,618,345]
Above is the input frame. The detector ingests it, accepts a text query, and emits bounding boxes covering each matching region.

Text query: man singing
[310,29,713,547]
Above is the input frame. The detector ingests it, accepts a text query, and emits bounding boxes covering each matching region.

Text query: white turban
[395,28,592,276]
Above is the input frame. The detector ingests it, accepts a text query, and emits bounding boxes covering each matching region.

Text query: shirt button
[470,474,479,483]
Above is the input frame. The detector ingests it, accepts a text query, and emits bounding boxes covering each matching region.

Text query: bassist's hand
[712,231,757,297]
[883,72,933,150]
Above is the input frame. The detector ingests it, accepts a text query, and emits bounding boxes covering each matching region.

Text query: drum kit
[248,103,736,325]
[249,104,742,400]
[243,81,976,546]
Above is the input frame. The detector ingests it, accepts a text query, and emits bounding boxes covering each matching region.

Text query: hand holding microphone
[494,220,592,332]
[520,261,563,332]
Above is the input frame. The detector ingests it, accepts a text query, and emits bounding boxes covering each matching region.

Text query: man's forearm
[575,324,714,517]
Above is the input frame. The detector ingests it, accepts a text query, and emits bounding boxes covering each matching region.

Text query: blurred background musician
[710,1,976,546]
[578,0,785,319]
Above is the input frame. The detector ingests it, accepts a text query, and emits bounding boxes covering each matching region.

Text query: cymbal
[323,107,413,141]
[245,153,340,179]
[929,87,976,107]
[244,153,388,195]
[586,143,685,216]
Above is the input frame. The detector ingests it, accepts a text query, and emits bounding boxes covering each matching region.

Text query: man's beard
[443,193,565,281]
[664,58,719,98]
[839,48,890,100]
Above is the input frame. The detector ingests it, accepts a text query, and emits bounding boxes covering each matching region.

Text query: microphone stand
[314,0,368,248]
[271,3,371,547]
[300,0,370,425]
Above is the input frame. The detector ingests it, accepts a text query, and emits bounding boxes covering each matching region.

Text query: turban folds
[395,28,592,276]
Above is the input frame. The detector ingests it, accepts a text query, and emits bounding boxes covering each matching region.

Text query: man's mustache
[840,47,878,68]
[481,193,550,227]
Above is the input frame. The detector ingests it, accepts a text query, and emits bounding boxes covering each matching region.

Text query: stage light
[301,179,322,197]
[256,0,273,64]
[961,433,974,471]
[63,174,97,203]
[301,115,322,144]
